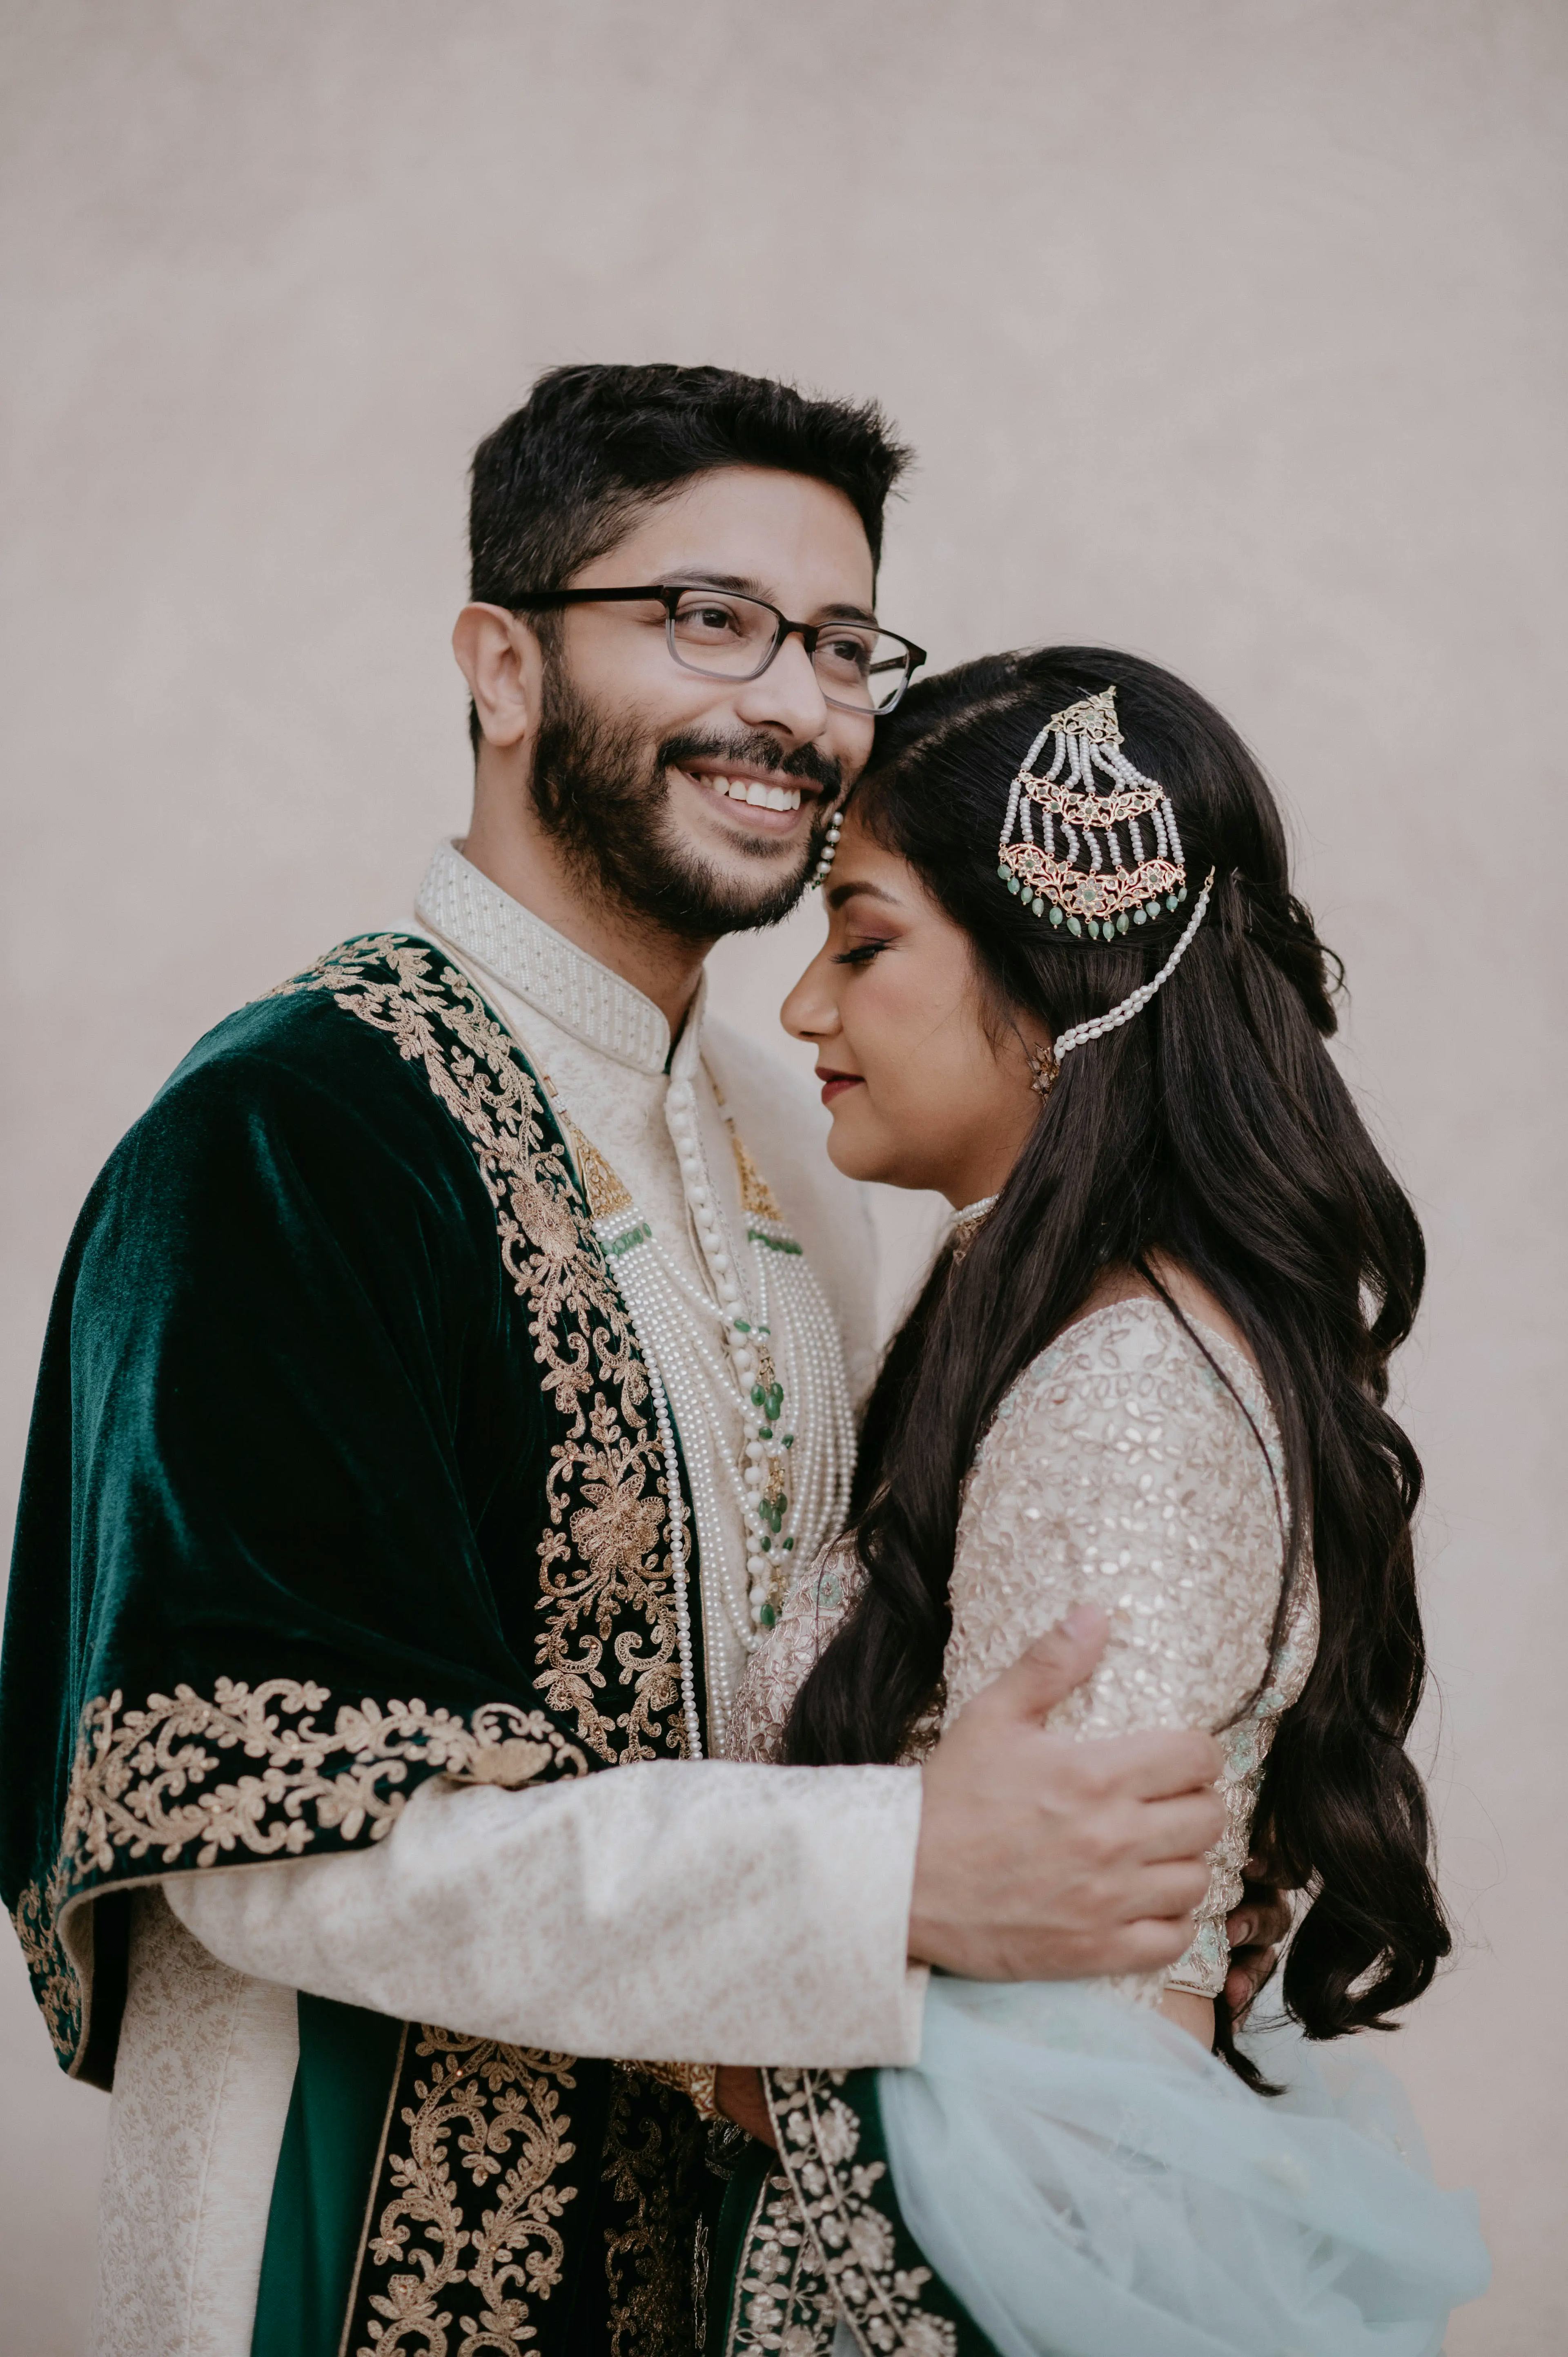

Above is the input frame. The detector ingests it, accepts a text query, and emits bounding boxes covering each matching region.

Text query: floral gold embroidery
[12,1687,586,2069]
[761,2069,958,2357]
[278,937,688,1768]
[601,2068,710,2357]
[349,2031,579,2357]
[12,1869,79,2064]
[724,2160,835,2357]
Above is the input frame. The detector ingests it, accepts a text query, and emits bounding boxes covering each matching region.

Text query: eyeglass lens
[665,589,910,714]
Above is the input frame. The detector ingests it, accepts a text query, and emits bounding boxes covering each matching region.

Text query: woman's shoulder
[987,1285,1279,1476]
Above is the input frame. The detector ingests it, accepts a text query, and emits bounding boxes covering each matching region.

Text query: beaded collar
[414,838,673,1075]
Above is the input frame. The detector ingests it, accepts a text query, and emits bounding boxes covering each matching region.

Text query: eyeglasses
[508,582,926,716]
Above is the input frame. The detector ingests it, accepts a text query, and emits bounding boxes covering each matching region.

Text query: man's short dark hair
[468,361,912,614]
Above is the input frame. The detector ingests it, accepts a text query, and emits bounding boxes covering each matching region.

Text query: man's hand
[909,1606,1227,1981]
[1223,1855,1294,2020]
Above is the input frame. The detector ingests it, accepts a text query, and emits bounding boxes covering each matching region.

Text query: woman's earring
[1028,1041,1060,1099]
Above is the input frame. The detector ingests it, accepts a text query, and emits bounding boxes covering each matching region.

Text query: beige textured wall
[2,4,1563,2349]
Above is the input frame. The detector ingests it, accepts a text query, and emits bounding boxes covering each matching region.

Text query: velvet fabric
[712,2066,994,2357]
[1,935,710,2355]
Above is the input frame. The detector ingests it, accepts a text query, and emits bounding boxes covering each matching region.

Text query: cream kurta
[97,848,926,2357]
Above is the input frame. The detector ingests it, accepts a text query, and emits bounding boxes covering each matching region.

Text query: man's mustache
[658,729,844,806]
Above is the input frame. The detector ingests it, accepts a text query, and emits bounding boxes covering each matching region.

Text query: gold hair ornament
[998,685,1188,937]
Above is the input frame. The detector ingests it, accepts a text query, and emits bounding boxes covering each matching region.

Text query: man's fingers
[1131,1789,1227,1863]
[1119,1861,1211,1922]
[984,1605,1109,1724]
[1223,1943,1280,2020]
[1090,1727,1225,1802]
[1230,1885,1293,1951]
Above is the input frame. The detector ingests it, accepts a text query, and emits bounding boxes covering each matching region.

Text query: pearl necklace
[544,1072,853,1761]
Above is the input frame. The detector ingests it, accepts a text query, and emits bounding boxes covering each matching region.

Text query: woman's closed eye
[832,938,894,967]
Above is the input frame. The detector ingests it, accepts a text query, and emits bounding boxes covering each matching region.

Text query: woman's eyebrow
[825,879,904,913]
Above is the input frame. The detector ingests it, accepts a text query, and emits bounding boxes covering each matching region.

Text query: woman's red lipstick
[815,1067,864,1106]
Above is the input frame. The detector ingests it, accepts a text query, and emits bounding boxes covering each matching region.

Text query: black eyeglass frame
[506,583,927,715]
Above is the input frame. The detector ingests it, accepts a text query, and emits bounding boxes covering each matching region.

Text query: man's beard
[529,667,843,941]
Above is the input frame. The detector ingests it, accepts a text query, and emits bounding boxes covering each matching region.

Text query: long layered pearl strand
[663,1071,851,1637]
[639,1349,704,1761]
[600,1209,781,1723]
[568,1072,851,1760]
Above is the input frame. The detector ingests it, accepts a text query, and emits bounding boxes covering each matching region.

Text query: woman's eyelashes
[832,938,894,968]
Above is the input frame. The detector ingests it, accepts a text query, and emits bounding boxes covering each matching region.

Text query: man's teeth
[706,775,801,812]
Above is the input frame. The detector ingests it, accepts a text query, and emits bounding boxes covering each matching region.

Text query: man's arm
[172,1607,1227,2065]
[167,1757,929,2067]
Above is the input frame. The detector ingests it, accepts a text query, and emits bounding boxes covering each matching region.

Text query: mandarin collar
[414,838,687,1077]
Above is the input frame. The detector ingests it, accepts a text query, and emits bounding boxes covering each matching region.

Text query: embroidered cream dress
[732,1295,1321,2003]
[716,1303,1484,2357]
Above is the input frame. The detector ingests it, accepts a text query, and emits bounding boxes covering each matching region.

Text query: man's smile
[674,758,821,834]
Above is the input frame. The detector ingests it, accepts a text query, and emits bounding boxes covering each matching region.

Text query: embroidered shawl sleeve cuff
[165,1758,929,2067]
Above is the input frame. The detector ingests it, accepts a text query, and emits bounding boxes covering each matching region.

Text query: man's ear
[452,604,544,750]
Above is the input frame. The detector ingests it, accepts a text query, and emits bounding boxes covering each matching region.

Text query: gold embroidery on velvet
[601,2069,708,2357]
[724,2161,834,2357]
[13,1690,585,2068]
[626,2058,719,2121]
[70,1684,583,1873]
[11,1870,77,2063]
[763,2069,958,2357]
[276,936,687,1767]
[353,2031,579,2357]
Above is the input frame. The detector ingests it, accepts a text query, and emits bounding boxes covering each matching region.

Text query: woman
[707,648,1489,2357]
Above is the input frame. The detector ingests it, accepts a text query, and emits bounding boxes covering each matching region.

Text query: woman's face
[781,808,1044,1206]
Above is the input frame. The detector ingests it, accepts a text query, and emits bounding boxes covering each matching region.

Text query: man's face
[530,466,880,939]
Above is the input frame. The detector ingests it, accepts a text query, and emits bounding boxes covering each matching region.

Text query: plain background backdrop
[2,4,1562,2349]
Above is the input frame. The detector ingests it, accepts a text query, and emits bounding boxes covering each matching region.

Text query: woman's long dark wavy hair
[783,645,1448,2072]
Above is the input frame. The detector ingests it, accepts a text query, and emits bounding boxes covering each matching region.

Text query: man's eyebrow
[655,571,878,626]
[825,879,904,912]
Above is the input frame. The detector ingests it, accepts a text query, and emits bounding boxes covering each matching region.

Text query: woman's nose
[781,950,839,1043]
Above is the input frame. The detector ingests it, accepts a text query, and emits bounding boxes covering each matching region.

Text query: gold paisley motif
[350,2031,579,2357]
[601,2069,710,2357]
[277,936,688,1767]
[11,1869,79,2063]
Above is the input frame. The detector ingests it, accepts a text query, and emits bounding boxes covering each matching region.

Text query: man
[2,366,1263,2357]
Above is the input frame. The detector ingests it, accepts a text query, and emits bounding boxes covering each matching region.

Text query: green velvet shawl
[708,2068,995,2357]
[1,934,714,2355]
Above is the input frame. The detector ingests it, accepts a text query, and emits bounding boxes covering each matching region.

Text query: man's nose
[732,631,830,742]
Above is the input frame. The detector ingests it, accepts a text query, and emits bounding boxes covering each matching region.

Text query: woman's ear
[452,605,544,750]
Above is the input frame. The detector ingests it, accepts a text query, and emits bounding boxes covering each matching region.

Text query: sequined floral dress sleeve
[945,1296,1318,1998]
[726,1543,862,1766]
